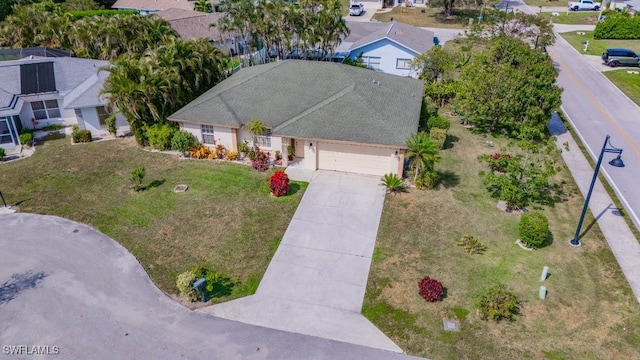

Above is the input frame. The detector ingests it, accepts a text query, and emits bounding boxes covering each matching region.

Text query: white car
[349,3,364,16]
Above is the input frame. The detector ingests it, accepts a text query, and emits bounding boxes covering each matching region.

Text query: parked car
[568,0,601,11]
[349,3,364,16]
[601,48,640,67]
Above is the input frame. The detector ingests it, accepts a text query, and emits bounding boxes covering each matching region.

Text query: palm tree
[194,0,213,13]
[405,132,440,183]
[247,119,267,152]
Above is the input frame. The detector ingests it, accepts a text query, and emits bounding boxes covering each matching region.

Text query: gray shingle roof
[169,60,424,147]
[112,0,196,11]
[337,22,434,55]
[63,71,110,109]
[155,9,226,41]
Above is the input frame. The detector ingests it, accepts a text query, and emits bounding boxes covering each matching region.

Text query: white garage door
[317,142,393,176]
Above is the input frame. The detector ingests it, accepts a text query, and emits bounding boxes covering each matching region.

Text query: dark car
[602,48,640,67]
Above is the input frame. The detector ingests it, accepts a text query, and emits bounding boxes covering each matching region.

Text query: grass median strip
[365,117,640,359]
[0,137,306,302]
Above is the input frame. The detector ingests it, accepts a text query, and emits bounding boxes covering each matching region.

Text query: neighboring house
[168,60,423,177]
[0,56,129,150]
[335,22,434,78]
[112,0,201,15]
[601,0,640,13]
[155,8,239,56]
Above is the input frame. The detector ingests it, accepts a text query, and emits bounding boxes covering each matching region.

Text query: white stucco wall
[180,122,237,150]
[348,38,421,78]
[80,107,129,136]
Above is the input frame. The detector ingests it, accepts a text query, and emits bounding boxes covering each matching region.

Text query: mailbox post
[193,278,207,302]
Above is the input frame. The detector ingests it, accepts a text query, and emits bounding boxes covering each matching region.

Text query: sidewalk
[548,113,640,304]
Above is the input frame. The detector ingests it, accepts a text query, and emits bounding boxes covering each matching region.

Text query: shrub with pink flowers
[418,276,444,302]
[269,171,290,197]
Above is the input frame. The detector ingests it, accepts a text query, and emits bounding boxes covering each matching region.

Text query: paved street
[547,34,640,231]
[0,214,420,360]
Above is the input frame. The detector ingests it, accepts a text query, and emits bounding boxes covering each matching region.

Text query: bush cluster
[71,125,92,143]
[475,285,521,321]
[19,132,33,145]
[380,173,405,193]
[269,171,290,196]
[251,150,270,171]
[418,276,444,302]
[429,128,447,150]
[594,14,640,39]
[518,210,550,249]
[0,147,5,160]
[176,265,235,302]
[171,130,197,153]
[146,123,176,151]
[427,115,451,130]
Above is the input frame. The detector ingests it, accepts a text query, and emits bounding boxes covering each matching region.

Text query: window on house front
[31,100,60,120]
[396,58,411,69]
[0,117,14,144]
[201,125,215,144]
[256,129,272,148]
[361,56,381,70]
[97,106,110,128]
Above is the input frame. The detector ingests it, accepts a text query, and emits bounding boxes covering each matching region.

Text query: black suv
[602,48,639,67]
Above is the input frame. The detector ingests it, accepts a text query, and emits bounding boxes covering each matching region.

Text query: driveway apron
[203,170,401,352]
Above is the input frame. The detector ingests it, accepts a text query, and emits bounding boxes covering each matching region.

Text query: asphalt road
[547,35,640,231]
[0,214,422,360]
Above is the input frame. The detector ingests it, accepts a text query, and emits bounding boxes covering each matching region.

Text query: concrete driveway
[0,213,419,359]
[344,1,381,23]
[204,170,401,352]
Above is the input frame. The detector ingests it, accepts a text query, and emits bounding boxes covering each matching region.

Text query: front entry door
[294,139,304,158]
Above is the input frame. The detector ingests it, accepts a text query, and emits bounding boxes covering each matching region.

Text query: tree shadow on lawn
[0,271,48,305]
[144,179,165,191]
[438,170,460,189]
[443,134,459,150]
[287,181,304,196]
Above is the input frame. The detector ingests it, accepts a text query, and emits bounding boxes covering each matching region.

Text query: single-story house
[335,22,434,78]
[0,56,129,150]
[112,0,208,15]
[601,0,640,14]
[154,8,240,56]
[168,60,424,176]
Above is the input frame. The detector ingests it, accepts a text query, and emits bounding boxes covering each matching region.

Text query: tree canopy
[454,36,562,140]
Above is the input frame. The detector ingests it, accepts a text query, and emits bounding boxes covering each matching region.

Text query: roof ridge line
[272,81,356,133]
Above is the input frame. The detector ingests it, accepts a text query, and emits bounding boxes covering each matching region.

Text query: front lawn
[541,11,599,25]
[560,31,640,56]
[523,0,567,7]
[364,118,640,359]
[0,137,306,302]
[372,7,479,28]
[604,69,640,106]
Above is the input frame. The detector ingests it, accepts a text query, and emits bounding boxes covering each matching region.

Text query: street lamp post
[570,135,625,246]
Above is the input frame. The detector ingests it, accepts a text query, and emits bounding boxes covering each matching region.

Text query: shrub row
[594,14,640,39]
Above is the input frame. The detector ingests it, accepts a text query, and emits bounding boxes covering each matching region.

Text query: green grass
[0,137,307,302]
[541,11,599,25]
[560,31,640,56]
[523,0,568,7]
[604,69,640,105]
[372,7,479,28]
[364,117,640,359]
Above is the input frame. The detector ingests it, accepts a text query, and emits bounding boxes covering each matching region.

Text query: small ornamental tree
[518,210,550,249]
[269,171,290,197]
[130,166,146,191]
[418,276,444,302]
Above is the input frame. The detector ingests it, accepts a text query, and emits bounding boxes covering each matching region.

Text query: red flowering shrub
[488,153,513,173]
[418,276,444,302]
[269,171,290,197]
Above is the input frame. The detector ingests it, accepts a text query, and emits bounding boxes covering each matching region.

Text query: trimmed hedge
[146,123,176,151]
[427,114,451,130]
[67,9,137,20]
[594,14,640,39]
[0,147,5,160]
[72,125,92,143]
[518,210,550,249]
[19,132,33,145]
[429,128,447,149]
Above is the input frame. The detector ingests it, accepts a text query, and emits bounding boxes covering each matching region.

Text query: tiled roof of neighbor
[169,60,424,147]
[112,0,196,11]
[337,22,433,54]
[155,8,226,41]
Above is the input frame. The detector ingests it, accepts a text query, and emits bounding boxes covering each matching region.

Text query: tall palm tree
[194,0,213,13]
[405,132,440,183]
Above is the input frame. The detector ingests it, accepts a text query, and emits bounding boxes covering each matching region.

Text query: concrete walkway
[202,170,402,352]
[548,114,640,304]
[0,213,419,359]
